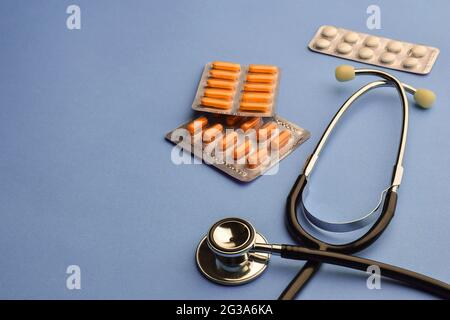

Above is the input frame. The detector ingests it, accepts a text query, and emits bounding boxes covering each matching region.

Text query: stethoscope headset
[196,65,450,299]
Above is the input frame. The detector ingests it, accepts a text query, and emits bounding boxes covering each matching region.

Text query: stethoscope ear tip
[414,88,436,109]
[335,65,355,82]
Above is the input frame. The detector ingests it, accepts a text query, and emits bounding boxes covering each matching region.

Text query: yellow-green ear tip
[414,89,436,109]
[335,65,355,82]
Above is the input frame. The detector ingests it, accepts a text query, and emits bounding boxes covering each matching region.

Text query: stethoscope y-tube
[281,66,436,299]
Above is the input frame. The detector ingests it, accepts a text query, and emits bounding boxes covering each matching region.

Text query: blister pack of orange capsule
[192,61,280,117]
[165,114,310,182]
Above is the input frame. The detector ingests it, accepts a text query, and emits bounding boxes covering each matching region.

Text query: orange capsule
[239,102,272,113]
[203,124,223,143]
[243,83,274,93]
[201,97,233,110]
[212,61,241,72]
[204,88,235,100]
[241,92,273,103]
[219,131,238,151]
[240,117,261,132]
[271,130,292,150]
[233,139,252,160]
[225,115,243,126]
[247,147,269,169]
[248,64,279,74]
[257,122,278,141]
[246,73,277,83]
[186,116,208,135]
[207,78,237,90]
[209,69,239,81]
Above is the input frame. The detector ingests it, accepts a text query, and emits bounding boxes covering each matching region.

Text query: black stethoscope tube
[278,245,450,299]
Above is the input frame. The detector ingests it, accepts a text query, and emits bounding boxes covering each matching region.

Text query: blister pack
[308,25,440,75]
[165,114,310,182]
[192,62,280,117]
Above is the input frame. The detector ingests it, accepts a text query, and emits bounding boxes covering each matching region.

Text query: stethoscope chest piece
[196,218,270,285]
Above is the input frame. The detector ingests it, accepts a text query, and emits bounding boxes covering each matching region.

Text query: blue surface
[0,0,449,300]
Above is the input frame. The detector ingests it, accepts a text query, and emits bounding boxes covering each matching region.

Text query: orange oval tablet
[246,73,277,83]
[241,92,273,103]
[186,116,208,135]
[209,69,239,81]
[243,83,274,93]
[247,147,269,169]
[204,88,234,100]
[233,139,252,160]
[212,61,241,72]
[239,102,272,112]
[220,131,238,151]
[240,117,261,132]
[201,97,232,110]
[271,130,292,150]
[225,115,243,126]
[257,122,278,141]
[248,64,279,74]
[203,124,223,143]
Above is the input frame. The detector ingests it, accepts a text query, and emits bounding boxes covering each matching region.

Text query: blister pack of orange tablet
[165,114,310,182]
[192,61,280,117]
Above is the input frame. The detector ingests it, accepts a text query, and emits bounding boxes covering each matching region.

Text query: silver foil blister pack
[192,62,280,117]
[308,25,440,75]
[165,114,310,182]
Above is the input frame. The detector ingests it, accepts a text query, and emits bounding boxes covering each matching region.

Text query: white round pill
[403,57,419,68]
[364,36,380,48]
[358,47,374,60]
[315,38,331,50]
[386,41,402,53]
[411,45,427,58]
[321,26,338,38]
[336,42,353,54]
[344,32,359,44]
[380,52,396,64]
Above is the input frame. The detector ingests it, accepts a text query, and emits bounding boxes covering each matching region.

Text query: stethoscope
[196,66,450,299]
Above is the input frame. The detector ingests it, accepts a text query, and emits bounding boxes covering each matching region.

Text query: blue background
[0,0,449,299]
